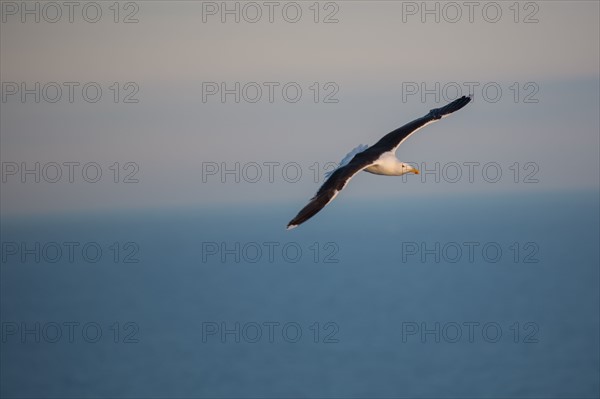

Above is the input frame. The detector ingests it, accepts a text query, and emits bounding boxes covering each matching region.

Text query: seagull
[286,95,472,230]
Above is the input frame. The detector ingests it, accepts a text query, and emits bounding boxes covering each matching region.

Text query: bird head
[400,163,420,175]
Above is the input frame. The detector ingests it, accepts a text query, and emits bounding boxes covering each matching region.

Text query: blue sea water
[1,191,598,398]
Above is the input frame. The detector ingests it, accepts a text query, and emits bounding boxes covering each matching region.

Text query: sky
[1,0,599,215]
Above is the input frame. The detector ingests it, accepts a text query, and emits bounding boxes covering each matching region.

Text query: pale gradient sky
[1,1,599,215]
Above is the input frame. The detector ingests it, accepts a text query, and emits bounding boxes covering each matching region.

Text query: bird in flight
[287,95,472,229]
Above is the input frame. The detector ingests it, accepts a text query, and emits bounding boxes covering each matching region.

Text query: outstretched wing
[324,144,369,178]
[287,151,376,229]
[286,95,472,229]
[370,95,472,154]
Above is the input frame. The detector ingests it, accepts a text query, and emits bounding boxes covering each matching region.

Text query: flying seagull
[286,95,472,230]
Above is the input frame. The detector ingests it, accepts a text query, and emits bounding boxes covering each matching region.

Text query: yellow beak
[413,168,420,175]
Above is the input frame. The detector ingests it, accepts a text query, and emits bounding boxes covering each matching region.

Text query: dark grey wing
[286,95,471,229]
[370,95,472,154]
[286,152,376,229]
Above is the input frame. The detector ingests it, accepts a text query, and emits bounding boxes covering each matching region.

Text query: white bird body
[363,152,416,176]
[325,146,416,177]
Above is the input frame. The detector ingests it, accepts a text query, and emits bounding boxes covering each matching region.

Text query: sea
[1,191,598,398]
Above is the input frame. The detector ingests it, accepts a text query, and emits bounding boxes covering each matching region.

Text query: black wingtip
[430,95,472,118]
[286,192,334,230]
